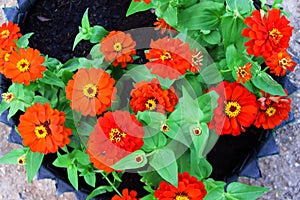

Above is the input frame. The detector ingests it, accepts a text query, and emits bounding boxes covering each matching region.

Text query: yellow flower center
[145,99,157,111]
[160,123,169,132]
[109,128,126,143]
[269,28,283,44]
[175,194,190,200]
[4,52,10,62]
[1,92,14,103]
[237,67,248,78]
[160,51,172,61]
[17,155,26,165]
[18,156,26,165]
[113,42,123,52]
[278,58,288,70]
[1,29,10,39]
[35,125,48,139]
[83,83,97,98]
[225,101,241,117]
[265,107,276,117]
[17,59,30,72]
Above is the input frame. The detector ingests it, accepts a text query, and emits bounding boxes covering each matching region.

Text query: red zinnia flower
[18,103,72,154]
[236,62,252,84]
[154,18,176,34]
[87,111,144,173]
[4,48,46,86]
[265,51,296,76]
[130,79,178,114]
[254,91,291,129]
[100,31,136,68]
[154,172,207,200]
[242,9,293,59]
[209,81,258,136]
[111,189,139,200]
[0,22,22,48]
[145,36,195,80]
[65,68,116,116]
[134,0,151,4]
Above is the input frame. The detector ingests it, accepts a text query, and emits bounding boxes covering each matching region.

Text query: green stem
[220,69,232,73]
[261,67,269,72]
[99,171,122,197]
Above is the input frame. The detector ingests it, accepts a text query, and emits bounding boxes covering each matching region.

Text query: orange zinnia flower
[0,46,15,73]
[209,81,258,136]
[265,51,296,76]
[154,18,176,34]
[154,172,207,200]
[18,103,72,154]
[254,91,291,129]
[236,62,252,84]
[100,31,136,68]
[87,111,144,173]
[145,36,194,80]
[242,9,293,59]
[4,48,46,86]
[130,79,178,114]
[65,68,116,116]
[111,189,139,200]
[134,0,151,4]
[0,22,22,49]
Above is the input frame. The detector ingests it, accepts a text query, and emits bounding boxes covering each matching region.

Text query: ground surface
[0,0,299,199]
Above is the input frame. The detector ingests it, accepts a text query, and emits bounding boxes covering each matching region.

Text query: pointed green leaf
[0,149,26,164]
[81,8,90,30]
[67,164,78,190]
[126,0,155,17]
[149,149,178,186]
[25,151,44,183]
[226,182,270,200]
[16,33,34,48]
[83,172,96,187]
[112,150,147,170]
[90,26,109,43]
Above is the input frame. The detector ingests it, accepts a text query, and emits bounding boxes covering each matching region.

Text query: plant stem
[262,67,269,72]
[223,192,239,200]
[99,171,122,196]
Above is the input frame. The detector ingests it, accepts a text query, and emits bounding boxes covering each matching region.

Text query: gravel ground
[0,0,299,199]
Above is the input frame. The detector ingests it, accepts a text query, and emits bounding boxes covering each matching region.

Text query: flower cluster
[0,1,296,200]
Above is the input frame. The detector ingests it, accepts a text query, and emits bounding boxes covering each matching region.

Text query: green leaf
[73,32,90,50]
[25,151,44,183]
[252,72,286,96]
[140,170,163,187]
[162,5,178,27]
[221,13,247,51]
[199,64,223,84]
[81,8,90,30]
[226,182,270,200]
[90,43,103,59]
[225,44,243,71]
[191,122,210,158]
[126,0,155,17]
[143,132,167,152]
[226,0,255,16]
[124,65,155,83]
[204,187,226,200]
[0,149,26,164]
[90,26,109,43]
[112,150,147,170]
[16,33,34,48]
[197,91,219,123]
[40,70,65,88]
[203,178,226,191]
[178,2,225,30]
[149,149,178,186]
[202,30,221,45]
[87,185,114,200]
[190,156,212,180]
[202,130,220,156]
[83,172,96,187]
[0,102,10,115]
[67,164,78,190]
[74,150,90,165]
[53,153,73,168]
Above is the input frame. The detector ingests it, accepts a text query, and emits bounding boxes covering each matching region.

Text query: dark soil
[21,0,157,63]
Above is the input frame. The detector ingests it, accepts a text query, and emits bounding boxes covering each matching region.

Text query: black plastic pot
[1,0,298,199]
